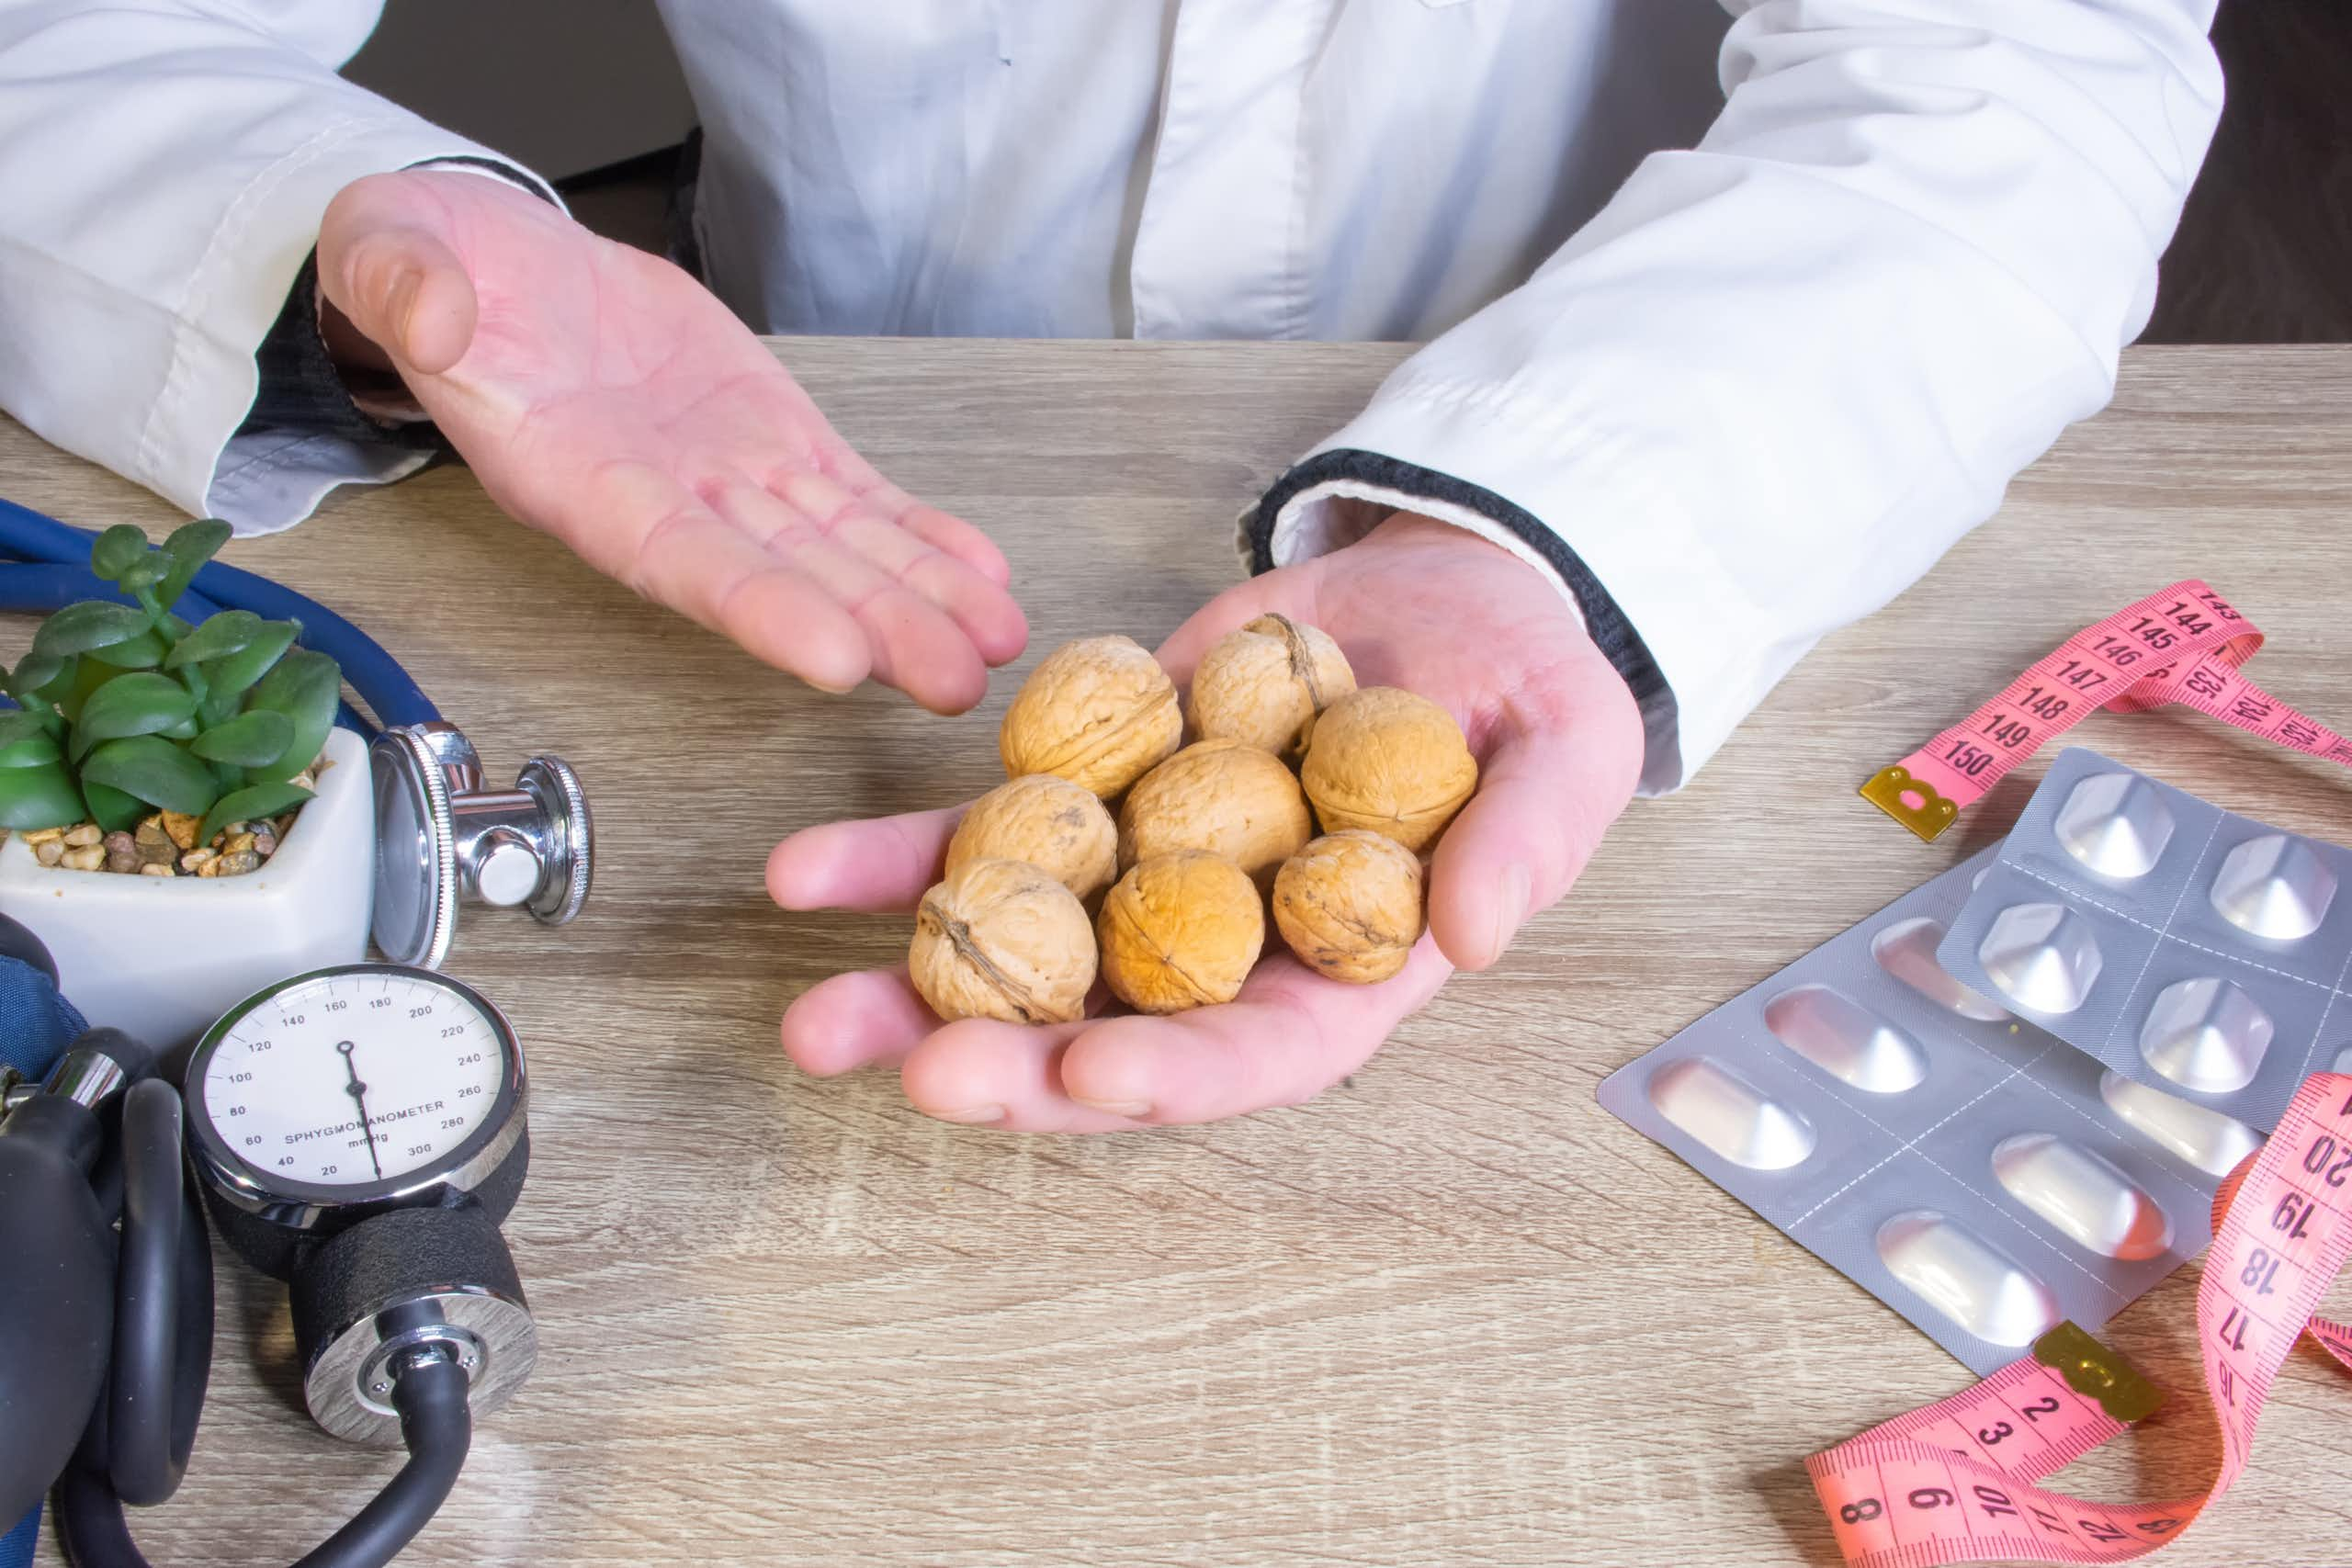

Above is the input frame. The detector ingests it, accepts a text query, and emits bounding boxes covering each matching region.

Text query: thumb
[318,175,480,377]
[1426,687,1641,972]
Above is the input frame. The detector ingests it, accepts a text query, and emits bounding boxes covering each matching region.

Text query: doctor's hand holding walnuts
[767,514,1643,1131]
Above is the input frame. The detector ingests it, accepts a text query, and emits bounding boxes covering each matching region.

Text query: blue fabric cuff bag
[1,951,92,1568]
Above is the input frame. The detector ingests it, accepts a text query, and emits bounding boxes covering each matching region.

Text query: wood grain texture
[11,340,2352,1567]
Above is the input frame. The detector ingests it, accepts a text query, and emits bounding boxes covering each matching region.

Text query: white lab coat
[0,1,2222,791]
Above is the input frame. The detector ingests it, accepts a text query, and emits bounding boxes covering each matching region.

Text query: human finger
[1042,939,1453,1126]
[766,806,963,914]
[319,175,481,375]
[780,966,936,1076]
[1427,693,1638,970]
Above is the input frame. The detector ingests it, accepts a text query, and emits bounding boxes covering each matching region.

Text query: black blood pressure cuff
[1246,447,1678,744]
[238,155,550,453]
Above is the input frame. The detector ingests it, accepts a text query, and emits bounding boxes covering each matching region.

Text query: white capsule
[1764,983,1930,1092]
[1871,917,2008,1022]
[1646,1055,1815,1170]
[2098,1069,2263,1178]
[1992,1133,2174,1260]
[2054,772,2177,880]
[1876,1210,2063,1347]
[2137,976,2274,1093]
[2211,833,2337,942]
[1979,902,2105,1013]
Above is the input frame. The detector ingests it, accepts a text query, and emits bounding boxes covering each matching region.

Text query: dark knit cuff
[1247,447,1676,736]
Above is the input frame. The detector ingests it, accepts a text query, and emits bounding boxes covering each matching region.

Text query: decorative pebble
[139,863,173,877]
[62,823,100,849]
[104,831,137,875]
[224,831,257,857]
[180,848,216,874]
[253,829,277,859]
[34,840,64,867]
[209,850,259,877]
[60,846,105,872]
[134,818,176,865]
[159,811,201,852]
[23,826,63,845]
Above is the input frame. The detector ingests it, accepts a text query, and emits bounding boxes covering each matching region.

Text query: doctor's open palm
[316,169,1026,712]
[768,514,1645,1130]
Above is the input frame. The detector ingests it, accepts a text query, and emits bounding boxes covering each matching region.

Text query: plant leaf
[26,656,77,707]
[243,648,338,784]
[0,709,52,750]
[30,601,153,660]
[72,672,198,761]
[0,762,89,830]
[0,729,62,768]
[197,779,311,849]
[90,525,149,581]
[190,709,294,768]
[81,735,219,816]
[7,652,62,701]
[82,779,145,834]
[116,556,167,593]
[202,620,300,703]
[166,609,263,670]
[85,629,166,671]
[157,520,232,610]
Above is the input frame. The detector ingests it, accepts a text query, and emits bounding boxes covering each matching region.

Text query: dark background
[345,1,2349,344]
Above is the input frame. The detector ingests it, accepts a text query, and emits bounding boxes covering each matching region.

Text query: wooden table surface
[11,341,2352,1568]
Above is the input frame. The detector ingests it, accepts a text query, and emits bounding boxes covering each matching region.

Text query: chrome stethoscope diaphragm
[368,723,593,971]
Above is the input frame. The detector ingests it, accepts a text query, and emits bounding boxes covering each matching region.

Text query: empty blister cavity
[1876,1211,2062,1347]
[1871,918,2007,1022]
[1764,984,1930,1091]
[1646,1056,1815,1169]
[2054,771,2176,879]
[2098,1069,2262,1178]
[1991,1134,2173,1260]
[1979,902,2104,1013]
[2209,833,2336,942]
[2137,976,2274,1093]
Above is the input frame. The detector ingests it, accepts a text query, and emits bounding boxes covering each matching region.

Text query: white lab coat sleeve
[1258,1,2223,794]
[0,2,559,534]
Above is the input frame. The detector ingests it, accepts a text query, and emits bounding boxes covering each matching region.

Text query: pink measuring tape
[1862,582,2352,841]
[1807,1072,2352,1564]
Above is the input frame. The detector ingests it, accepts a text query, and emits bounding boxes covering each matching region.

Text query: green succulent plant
[0,521,341,844]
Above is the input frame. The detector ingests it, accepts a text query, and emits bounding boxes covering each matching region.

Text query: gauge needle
[336,1040,382,1179]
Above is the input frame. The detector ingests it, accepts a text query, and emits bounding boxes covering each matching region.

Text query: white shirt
[0,0,2223,791]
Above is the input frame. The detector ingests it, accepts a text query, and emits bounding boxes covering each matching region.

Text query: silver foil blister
[1598,848,2221,1373]
[1939,746,2352,1134]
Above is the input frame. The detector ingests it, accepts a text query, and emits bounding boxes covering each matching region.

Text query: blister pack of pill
[1598,846,2234,1374]
[1938,745,2352,1135]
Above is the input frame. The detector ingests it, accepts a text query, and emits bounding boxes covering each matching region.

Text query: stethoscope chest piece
[370,722,593,969]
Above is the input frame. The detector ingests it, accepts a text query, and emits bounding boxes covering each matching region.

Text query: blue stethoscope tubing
[0,497,436,739]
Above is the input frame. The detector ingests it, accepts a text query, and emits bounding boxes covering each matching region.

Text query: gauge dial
[189,966,521,1198]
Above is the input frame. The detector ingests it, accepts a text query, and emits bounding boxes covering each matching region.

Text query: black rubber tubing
[106,1080,182,1506]
[57,1351,473,1568]
[290,1352,474,1568]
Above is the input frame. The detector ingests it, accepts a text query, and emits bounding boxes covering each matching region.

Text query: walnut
[1185,614,1355,758]
[910,858,1096,1025]
[1000,636,1182,798]
[1116,739,1312,887]
[1272,831,1426,984]
[1300,687,1477,853]
[1097,852,1264,1014]
[945,774,1118,901]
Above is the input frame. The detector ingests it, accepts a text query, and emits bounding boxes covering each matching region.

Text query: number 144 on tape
[1862,582,2352,840]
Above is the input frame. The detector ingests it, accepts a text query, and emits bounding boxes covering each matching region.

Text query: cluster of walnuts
[909,615,1477,1024]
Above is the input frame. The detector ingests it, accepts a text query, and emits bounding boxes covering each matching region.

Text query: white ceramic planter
[0,726,374,1050]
